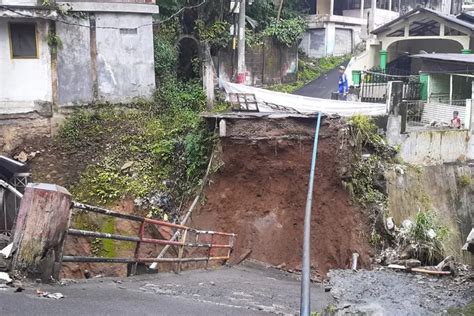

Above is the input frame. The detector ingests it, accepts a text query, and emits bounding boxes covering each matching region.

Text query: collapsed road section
[192,112,374,278]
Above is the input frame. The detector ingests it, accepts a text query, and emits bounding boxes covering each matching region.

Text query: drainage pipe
[300,112,322,316]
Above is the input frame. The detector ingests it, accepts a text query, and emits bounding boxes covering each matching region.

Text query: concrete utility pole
[237,0,246,83]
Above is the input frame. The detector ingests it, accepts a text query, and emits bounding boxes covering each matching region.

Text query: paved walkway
[0,262,332,315]
[293,61,349,99]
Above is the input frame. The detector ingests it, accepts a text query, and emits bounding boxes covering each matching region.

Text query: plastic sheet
[220,80,387,116]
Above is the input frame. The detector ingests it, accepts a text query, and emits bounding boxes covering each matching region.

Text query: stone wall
[218,39,298,86]
[386,163,473,265]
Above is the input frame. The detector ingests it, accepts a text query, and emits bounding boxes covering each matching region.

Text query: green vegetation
[447,302,474,315]
[268,55,350,93]
[407,210,449,264]
[154,35,178,81]
[458,174,472,187]
[261,17,306,47]
[342,114,401,249]
[195,20,232,48]
[344,115,395,207]
[59,78,211,214]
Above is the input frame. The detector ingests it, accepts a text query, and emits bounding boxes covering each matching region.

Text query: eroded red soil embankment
[191,128,373,277]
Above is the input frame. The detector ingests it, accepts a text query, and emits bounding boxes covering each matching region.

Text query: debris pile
[375,215,471,277]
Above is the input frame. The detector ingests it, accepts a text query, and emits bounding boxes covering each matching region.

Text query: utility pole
[237,0,246,83]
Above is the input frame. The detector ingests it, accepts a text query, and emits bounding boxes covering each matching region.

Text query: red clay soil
[190,127,373,278]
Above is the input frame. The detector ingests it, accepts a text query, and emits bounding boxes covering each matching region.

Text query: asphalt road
[0,262,332,315]
[293,61,349,99]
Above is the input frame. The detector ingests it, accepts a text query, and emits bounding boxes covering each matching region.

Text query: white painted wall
[0,0,37,6]
[343,8,399,30]
[0,19,52,112]
[397,130,470,165]
[95,13,155,103]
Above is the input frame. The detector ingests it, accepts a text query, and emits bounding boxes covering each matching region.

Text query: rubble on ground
[328,268,473,315]
[36,290,65,299]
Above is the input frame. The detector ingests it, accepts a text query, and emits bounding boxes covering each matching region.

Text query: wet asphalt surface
[292,61,349,99]
[0,262,332,315]
[1,263,472,315]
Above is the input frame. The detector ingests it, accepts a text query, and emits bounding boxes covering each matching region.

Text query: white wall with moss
[386,164,473,265]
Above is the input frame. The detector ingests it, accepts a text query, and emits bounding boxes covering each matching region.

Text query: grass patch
[406,210,449,264]
[447,302,474,315]
[458,174,472,187]
[58,78,213,219]
[268,55,350,93]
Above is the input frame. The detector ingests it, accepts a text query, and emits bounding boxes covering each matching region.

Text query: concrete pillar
[449,74,453,105]
[219,119,227,137]
[360,0,365,18]
[419,73,429,101]
[370,0,376,31]
[326,22,336,56]
[202,43,215,110]
[386,82,405,144]
[352,70,361,86]
[330,0,334,15]
[470,81,474,130]
[387,81,404,116]
[12,184,72,281]
[380,50,388,72]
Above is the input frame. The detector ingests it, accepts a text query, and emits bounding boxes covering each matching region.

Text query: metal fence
[359,71,421,104]
[0,173,29,234]
[63,202,236,274]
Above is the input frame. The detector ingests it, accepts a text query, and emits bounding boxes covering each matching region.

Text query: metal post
[449,74,453,105]
[237,0,246,83]
[300,112,322,316]
[370,0,376,31]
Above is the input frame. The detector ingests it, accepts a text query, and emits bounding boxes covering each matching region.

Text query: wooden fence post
[11,183,72,281]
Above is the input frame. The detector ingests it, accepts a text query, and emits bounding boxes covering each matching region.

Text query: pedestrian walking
[338,65,349,101]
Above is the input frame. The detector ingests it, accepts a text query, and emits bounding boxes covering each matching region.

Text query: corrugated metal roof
[410,53,474,64]
[372,7,474,35]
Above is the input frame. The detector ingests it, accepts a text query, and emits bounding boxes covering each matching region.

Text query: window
[9,23,38,59]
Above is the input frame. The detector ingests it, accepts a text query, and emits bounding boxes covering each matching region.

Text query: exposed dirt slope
[191,126,373,278]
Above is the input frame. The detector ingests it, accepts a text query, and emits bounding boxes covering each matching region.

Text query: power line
[0,0,207,30]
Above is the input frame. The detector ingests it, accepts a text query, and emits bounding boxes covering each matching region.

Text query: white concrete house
[0,0,158,116]
[300,0,463,58]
